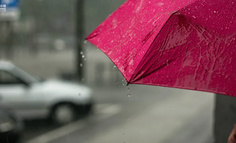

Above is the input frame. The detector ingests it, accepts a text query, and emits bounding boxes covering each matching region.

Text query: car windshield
[13,67,40,83]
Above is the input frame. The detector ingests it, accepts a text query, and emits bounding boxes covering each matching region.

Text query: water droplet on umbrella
[157,2,164,6]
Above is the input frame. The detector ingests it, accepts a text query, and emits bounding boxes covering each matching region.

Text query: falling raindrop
[80,63,83,67]
[122,80,127,87]
[83,40,87,44]
[127,93,131,98]
[127,86,131,98]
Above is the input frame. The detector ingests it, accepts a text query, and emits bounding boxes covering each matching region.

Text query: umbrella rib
[131,56,181,83]
[130,0,200,83]
[129,11,178,83]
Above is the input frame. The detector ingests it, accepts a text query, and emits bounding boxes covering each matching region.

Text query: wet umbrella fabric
[87,0,236,96]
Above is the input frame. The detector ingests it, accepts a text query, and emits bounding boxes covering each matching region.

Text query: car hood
[36,79,92,96]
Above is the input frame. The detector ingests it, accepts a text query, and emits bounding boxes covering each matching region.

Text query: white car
[0,61,93,125]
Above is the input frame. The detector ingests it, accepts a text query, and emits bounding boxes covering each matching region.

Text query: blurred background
[0,0,214,143]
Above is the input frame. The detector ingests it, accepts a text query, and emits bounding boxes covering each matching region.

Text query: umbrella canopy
[87,0,236,96]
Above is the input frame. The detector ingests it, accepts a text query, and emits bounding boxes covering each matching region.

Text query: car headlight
[0,116,15,133]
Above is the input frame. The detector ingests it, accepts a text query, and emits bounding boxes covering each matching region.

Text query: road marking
[26,103,122,143]
[95,103,112,111]
[96,104,122,120]
[26,120,86,143]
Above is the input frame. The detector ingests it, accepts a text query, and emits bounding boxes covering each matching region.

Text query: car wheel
[51,103,76,125]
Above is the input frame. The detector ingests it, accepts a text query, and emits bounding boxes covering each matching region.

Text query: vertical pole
[76,0,84,82]
[6,21,14,59]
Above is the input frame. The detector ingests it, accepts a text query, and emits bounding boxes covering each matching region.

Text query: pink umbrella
[87,0,236,96]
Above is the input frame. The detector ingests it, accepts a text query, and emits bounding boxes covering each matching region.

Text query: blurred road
[23,85,214,143]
